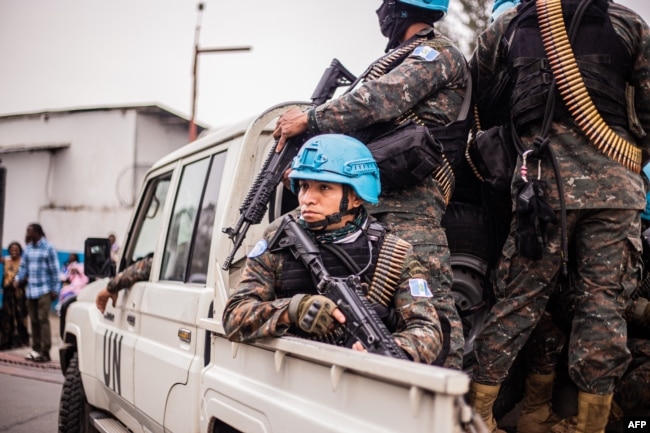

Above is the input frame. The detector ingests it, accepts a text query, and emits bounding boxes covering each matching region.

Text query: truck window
[160,151,227,283]
[187,151,227,283]
[127,174,172,267]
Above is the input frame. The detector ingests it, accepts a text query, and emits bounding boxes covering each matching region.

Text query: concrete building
[0,104,206,258]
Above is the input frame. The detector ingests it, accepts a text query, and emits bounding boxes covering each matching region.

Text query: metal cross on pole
[189,3,251,141]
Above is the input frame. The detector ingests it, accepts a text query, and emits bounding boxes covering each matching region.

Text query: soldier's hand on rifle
[273,109,308,152]
[287,294,344,335]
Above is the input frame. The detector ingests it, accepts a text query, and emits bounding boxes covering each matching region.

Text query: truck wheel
[59,353,97,433]
[442,202,491,370]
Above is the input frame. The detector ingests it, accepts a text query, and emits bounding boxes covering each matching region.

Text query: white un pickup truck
[56,101,489,433]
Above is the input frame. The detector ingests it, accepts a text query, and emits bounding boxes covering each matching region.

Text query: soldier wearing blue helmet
[274,0,468,371]
[223,134,443,363]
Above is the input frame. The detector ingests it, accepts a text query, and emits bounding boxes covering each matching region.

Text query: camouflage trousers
[374,211,464,370]
[474,208,641,394]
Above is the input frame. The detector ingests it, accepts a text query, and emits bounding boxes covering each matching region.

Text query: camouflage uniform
[526,272,650,417]
[106,255,153,294]
[307,26,468,369]
[470,1,650,395]
[222,214,443,364]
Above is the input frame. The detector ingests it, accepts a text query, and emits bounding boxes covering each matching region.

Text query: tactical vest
[274,224,402,343]
[506,0,631,131]
[277,234,379,299]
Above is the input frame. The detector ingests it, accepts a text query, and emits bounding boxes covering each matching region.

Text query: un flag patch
[412,45,439,62]
[409,278,433,298]
[247,239,268,258]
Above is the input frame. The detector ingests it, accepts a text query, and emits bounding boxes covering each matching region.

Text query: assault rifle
[272,214,409,360]
[222,58,356,270]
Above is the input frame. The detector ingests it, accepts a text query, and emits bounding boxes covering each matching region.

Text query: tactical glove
[288,294,338,335]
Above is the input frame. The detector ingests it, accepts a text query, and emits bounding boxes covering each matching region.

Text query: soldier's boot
[516,372,561,433]
[550,392,613,433]
[468,381,506,433]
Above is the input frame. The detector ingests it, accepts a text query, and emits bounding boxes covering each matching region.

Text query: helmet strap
[303,207,360,230]
[304,186,359,230]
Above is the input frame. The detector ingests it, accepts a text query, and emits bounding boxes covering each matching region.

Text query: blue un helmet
[490,0,519,23]
[289,134,381,204]
[398,0,448,15]
[377,0,448,51]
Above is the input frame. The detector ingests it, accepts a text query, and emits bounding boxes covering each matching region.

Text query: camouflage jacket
[222,217,443,364]
[470,1,650,210]
[308,27,469,216]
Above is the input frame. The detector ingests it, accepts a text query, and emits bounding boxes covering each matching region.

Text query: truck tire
[442,201,491,370]
[443,201,526,420]
[59,353,97,433]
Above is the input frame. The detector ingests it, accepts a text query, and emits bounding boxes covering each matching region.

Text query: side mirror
[84,238,114,280]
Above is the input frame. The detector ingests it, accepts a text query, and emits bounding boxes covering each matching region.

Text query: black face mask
[376,0,396,39]
[376,0,412,51]
[376,1,441,52]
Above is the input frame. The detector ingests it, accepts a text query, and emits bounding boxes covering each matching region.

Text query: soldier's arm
[390,250,443,364]
[312,43,466,133]
[106,255,153,294]
[222,250,291,342]
[96,255,153,313]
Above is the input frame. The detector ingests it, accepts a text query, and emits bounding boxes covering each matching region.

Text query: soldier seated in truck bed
[223,134,443,363]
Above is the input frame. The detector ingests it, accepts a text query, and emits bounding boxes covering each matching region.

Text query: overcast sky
[1,0,648,131]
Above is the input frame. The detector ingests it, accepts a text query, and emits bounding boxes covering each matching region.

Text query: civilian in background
[0,242,29,349]
[14,223,61,362]
[108,233,120,267]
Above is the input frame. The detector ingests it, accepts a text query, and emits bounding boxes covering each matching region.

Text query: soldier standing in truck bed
[467,0,650,432]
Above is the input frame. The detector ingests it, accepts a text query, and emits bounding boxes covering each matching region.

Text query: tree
[437,0,492,56]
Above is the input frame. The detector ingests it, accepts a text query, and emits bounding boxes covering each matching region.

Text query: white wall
[1,151,51,247]
[0,107,190,254]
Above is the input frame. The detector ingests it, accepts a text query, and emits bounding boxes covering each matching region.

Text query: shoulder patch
[411,45,440,62]
[247,239,268,258]
[409,278,433,298]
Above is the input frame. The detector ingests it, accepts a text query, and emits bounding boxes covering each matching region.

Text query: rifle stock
[222,59,356,270]
[277,214,409,360]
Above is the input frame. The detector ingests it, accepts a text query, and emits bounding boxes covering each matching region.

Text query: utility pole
[189,3,251,141]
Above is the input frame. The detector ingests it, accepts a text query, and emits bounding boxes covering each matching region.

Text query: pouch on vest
[366,120,444,190]
[467,123,518,193]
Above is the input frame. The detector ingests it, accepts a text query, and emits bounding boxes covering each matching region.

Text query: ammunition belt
[364,38,427,82]
[536,0,642,174]
[367,234,410,307]
[465,105,486,182]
